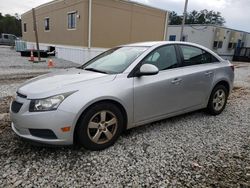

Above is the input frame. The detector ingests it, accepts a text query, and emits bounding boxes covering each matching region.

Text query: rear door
[176,44,219,108]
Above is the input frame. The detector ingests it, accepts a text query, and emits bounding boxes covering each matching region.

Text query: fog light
[61,126,71,132]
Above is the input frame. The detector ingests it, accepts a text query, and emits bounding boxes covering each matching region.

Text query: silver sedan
[10,41,234,150]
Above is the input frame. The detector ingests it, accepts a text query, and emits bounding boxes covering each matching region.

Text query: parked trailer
[15,40,27,52]
[20,46,56,58]
[233,47,250,62]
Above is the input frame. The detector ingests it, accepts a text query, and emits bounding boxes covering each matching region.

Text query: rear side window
[4,35,8,39]
[179,45,219,66]
[142,45,179,71]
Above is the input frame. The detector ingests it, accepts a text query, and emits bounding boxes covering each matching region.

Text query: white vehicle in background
[0,33,19,46]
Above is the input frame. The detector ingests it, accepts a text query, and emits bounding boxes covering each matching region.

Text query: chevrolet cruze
[10,41,234,150]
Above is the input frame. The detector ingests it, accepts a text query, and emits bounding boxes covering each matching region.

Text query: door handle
[205,71,213,76]
[171,78,182,84]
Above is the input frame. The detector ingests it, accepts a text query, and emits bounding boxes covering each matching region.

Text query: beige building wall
[22,0,89,47]
[91,0,166,48]
[22,0,167,48]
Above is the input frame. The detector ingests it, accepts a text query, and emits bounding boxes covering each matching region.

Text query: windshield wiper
[84,68,108,74]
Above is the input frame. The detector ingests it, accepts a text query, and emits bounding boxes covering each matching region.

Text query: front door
[133,45,184,123]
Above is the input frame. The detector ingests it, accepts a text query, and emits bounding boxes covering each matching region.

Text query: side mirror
[136,64,159,77]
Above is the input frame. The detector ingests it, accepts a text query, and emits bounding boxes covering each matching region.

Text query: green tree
[0,13,22,36]
[169,9,225,26]
[169,11,182,25]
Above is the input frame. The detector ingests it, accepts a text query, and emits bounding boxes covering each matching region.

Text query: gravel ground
[0,46,250,187]
[0,46,79,98]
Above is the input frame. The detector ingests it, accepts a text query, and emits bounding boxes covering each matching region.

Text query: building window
[68,12,76,29]
[169,35,176,41]
[228,42,236,49]
[44,18,50,31]
[213,41,218,49]
[23,23,27,32]
[218,41,223,48]
[213,41,223,49]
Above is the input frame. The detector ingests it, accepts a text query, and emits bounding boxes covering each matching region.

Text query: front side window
[68,12,76,29]
[44,18,50,31]
[142,45,179,71]
[81,47,148,74]
[9,35,15,40]
[179,45,218,66]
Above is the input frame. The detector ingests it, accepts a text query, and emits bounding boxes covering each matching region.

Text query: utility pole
[180,0,188,41]
[32,8,41,61]
[88,0,92,49]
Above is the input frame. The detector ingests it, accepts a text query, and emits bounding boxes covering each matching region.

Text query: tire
[76,102,124,151]
[207,84,229,115]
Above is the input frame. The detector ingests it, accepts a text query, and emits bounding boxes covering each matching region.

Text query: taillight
[230,65,234,72]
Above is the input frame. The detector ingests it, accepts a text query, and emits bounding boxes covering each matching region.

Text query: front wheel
[76,102,124,151]
[207,85,229,115]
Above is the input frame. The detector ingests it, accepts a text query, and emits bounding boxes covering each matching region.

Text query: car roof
[123,41,164,47]
[121,41,224,62]
[122,41,208,48]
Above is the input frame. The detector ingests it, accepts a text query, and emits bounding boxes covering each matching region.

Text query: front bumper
[10,95,77,145]
[12,123,72,145]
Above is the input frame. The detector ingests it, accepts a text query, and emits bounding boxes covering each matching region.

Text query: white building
[167,24,250,60]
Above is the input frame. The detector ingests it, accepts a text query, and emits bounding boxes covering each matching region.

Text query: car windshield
[81,46,148,74]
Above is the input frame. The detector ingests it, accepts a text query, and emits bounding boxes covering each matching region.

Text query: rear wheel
[207,85,229,115]
[76,102,124,151]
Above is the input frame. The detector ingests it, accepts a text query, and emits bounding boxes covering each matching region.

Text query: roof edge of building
[22,0,64,16]
[21,0,169,17]
[168,24,250,35]
[120,0,169,13]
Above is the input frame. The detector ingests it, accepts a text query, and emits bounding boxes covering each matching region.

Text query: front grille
[29,129,58,139]
[11,101,23,113]
[17,92,27,98]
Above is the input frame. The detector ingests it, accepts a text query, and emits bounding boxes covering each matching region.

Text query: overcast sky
[0,0,249,32]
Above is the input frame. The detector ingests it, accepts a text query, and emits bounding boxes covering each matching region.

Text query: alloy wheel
[87,110,118,144]
[212,89,226,111]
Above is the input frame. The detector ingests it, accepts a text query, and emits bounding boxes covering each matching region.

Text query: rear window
[179,45,219,66]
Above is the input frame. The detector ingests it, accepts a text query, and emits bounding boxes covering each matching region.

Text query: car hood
[18,68,116,98]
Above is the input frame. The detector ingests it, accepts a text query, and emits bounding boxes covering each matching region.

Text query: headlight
[29,92,75,112]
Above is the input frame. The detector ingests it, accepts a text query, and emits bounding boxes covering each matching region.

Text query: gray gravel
[0,46,78,75]
[0,46,79,98]
[0,46,250,187]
